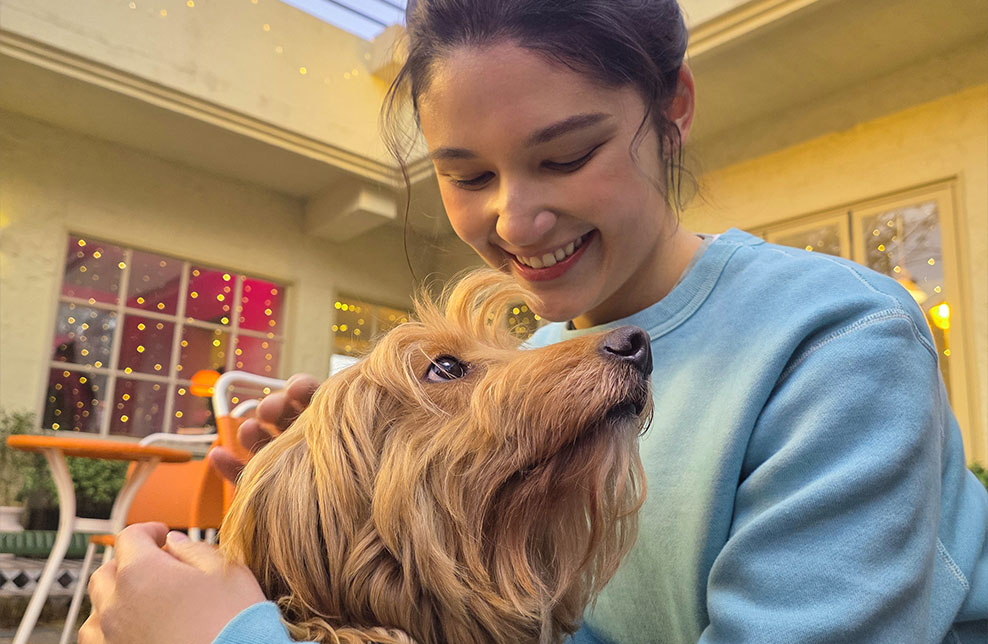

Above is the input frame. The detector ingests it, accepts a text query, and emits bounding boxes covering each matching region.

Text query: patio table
[5,434,191,644]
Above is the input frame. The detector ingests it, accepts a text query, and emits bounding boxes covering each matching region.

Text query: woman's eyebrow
[525,112,611,146]
[429,112,611,161]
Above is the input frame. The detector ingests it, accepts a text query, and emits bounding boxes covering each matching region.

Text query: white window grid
[48,246,286,436]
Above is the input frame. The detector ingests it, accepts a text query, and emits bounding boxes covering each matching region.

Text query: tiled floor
[1,556,86,644]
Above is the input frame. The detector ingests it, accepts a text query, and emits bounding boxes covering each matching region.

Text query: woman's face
[418,42,695,326]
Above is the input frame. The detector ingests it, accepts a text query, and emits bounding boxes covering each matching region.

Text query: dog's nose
[602,326,652,376]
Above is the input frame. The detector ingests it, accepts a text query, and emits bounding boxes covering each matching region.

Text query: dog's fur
[221,270,651,644]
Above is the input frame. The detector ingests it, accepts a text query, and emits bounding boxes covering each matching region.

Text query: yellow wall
[683,85,988,464]
[0,111,432,418]
[0,0,393,164]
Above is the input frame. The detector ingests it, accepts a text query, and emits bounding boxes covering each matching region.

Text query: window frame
[753,180,983,464]
[41,233,290,438]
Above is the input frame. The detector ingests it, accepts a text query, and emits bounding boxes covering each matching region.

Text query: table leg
[12,450,77,644]
[98,458,160,564]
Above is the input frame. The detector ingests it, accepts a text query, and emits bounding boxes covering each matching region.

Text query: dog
[220,269,653,644]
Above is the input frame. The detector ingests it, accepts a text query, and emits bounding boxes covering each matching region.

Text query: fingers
[113,522,169,570]
[87,558,117,616]
[237,417,276,453]
[284,373,320,412]
[207,446,245,484]
[78,615,106,644]
[255,374,321,431]
[162,531,225,574]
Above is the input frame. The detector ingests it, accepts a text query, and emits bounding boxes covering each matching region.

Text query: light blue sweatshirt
[215,229,987,644]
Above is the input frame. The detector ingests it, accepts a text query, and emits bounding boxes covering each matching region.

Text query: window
[332,296,409,358]
[331,294,542,369]
[45,235,287,437]
[279,0,407,41]
[754,182,979,456]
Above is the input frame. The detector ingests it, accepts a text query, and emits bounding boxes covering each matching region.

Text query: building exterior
[0,0,984,464]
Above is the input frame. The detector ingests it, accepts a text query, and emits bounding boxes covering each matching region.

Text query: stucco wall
[0,110,430,419]
[0,0,392,163]
[683,85,988,463]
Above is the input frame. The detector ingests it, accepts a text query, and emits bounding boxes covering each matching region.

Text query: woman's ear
[667,65,695,142]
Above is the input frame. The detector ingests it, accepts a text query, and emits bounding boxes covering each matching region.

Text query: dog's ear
[416,269,537,344]
[221,371,406,639]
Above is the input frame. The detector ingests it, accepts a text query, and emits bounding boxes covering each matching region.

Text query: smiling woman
[415,47,699,326]
[78,1,988,643]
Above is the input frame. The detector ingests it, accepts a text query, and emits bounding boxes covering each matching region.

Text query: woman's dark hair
[382,0,693,227]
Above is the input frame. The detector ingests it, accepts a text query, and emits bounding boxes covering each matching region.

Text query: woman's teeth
[516,235,586,268]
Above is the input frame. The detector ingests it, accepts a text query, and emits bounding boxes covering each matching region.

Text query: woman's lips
[509,231,596,282]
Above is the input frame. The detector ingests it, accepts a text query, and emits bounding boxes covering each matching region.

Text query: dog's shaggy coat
[221,270,651,644]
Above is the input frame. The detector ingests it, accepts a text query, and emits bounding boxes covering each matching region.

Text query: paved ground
[0,624,71,643]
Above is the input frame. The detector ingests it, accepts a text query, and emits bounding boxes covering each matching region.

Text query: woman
[81,1,987,643]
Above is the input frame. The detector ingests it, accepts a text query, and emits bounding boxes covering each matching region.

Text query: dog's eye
[425,355,469,382]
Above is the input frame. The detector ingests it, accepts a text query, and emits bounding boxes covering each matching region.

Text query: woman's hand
[79,523,266,644]
[208,373,321,483]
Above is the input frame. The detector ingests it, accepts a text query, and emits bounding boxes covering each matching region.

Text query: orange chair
[61,445,224,644]
[60,371,288,644]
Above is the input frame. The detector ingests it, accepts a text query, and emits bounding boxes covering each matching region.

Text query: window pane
[186,266,234,325]
[108,379,167,437]
[43,369,107,432]
[180,326,230,374]
[127,250,182,315]
[770,222,844,257]
[169,386,214,433]
[63,236,125,304]
[376,305,409,335]
[334,297,372,357]
[117,316,175,376]
[239,277,284,332]
[234,335,281,375]
[51,303,116,369]
[507,303,539,339]
[858,201,951,391]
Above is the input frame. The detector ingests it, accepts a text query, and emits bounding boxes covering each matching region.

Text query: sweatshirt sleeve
[212,602,316,644]
[698,310,963,643]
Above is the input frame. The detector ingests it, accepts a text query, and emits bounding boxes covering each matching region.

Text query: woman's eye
[425,355,470,382]
[544,144,602,172]
[448,172,493,189]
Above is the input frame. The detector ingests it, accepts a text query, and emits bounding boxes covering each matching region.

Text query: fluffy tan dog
[221,269,652,644]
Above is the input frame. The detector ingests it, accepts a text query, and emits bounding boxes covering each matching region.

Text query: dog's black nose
[602,326,652,376]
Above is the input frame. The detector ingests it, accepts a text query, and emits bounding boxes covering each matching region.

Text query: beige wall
[0,110,434,419]
[683,85,988,464]
[0,0,393,164]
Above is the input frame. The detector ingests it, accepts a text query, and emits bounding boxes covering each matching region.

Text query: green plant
[0,410,35,506]
[971,463,988,492]
[19,453,128,520]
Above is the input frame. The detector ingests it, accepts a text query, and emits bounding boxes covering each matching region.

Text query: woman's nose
[492,182,558,247]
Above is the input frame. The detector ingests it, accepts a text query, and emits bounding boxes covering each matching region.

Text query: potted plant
[0,410,34,532]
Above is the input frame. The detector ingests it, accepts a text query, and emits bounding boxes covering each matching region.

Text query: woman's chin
[529,301,586,325]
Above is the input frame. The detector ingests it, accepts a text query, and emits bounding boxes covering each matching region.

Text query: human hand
[208,373,320,483]
[79,523,266,644]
